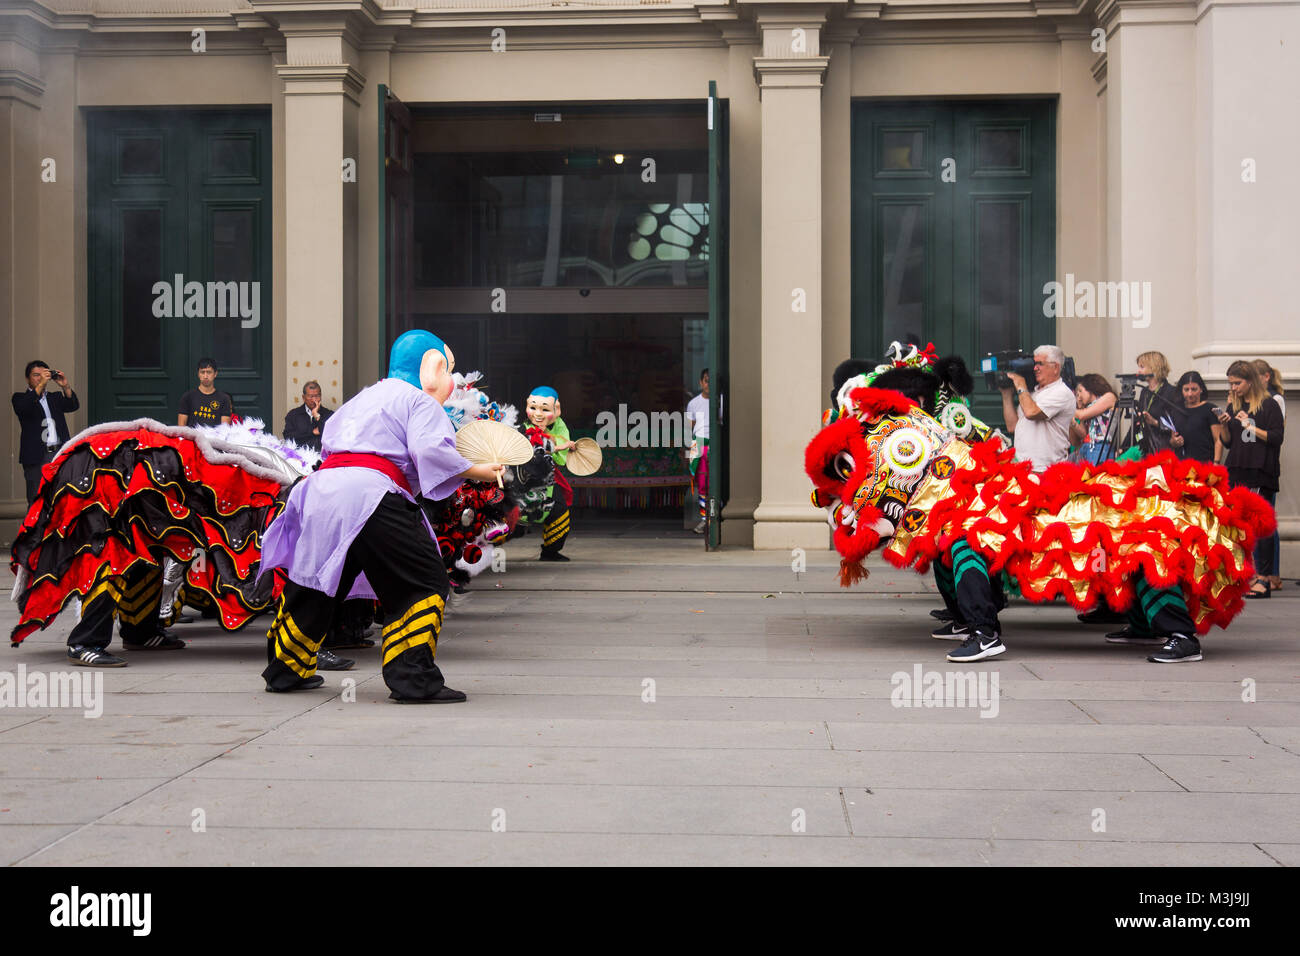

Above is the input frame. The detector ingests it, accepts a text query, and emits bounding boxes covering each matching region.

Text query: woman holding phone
[1169,371,1223,464]
[1218,361,1284,598]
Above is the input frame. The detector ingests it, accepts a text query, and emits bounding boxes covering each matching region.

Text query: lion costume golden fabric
[805,387,1275,634]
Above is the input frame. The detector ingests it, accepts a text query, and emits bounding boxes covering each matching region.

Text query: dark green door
[88,109,272,426]
[852,99,1055,422]
[706,81,730,550]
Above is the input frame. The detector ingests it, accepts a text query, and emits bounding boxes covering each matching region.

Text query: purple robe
[259,378,472,597]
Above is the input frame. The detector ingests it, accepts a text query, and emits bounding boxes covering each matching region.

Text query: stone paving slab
[2,536,1297,866]
[13,826,1280,867]
[843,789,1300,843]
[182,744,1179,792]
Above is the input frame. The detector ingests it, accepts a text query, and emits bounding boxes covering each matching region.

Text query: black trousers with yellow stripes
[68,563,164,649]
[261,493,450,700]
[540,502,570,557]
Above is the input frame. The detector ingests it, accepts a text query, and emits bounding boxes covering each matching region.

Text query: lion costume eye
[832,451,855,482]
[880,428,928,478]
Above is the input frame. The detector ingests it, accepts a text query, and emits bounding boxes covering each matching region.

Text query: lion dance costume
[9,419,313,658]
[806,383,1276,662]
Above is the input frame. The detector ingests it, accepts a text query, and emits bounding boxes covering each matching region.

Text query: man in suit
[283,380,332,452]
[12,360,80,504]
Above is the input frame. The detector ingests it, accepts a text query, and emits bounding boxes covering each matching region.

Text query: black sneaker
[322,627,375,651]
[1148,634,1202,663]
[946,628,1005,662]
[1105,626,1164,645]
[539,552,570,562]
[122,629,186,650]
[316,649,355,671]
[265,675,325,693]
[389,686,468,704]
[68,645,128,667]
[1078,606,1127,625]
[931,621,969,641]
[929,607,954,623]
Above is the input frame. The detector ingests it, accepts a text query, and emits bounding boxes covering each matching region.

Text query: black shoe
[173,613,196,625]
[931,621,969,641]
[316,649,355,671]
[539,552,570,562]
[1148,634,1202,663]
[1078,606,1127,625]
[946,628,1005,662]
[322,629,375,651]
[929,607,954,623]
[122,629,186,650]
[68,645,128,667]
[1105,626,1164,645]
[389,686,468,704]
[265,675,326,693]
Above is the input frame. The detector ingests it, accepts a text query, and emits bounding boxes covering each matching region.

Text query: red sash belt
[319,453,412,495]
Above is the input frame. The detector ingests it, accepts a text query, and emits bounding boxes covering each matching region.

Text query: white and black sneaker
[946,628,1006,662]
[316,648,355,671]
[68,645,128,667]
[1148,634,1202,663]
[122,629,186,650]
[931,621,969,641]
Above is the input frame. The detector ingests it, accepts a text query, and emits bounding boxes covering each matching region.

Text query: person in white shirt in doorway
[999,344,1076,473]
[685,369,710,534]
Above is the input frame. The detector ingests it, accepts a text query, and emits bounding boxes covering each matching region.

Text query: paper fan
[565,437,603,476]
[455,420,535,468]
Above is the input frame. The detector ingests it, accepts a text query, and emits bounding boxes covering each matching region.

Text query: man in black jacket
[12,360,80,504]
[283,380,332,452]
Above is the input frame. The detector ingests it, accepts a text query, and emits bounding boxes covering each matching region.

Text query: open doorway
[384,101,718,535]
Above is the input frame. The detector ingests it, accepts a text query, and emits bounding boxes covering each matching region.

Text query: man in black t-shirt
[177,357,233,427]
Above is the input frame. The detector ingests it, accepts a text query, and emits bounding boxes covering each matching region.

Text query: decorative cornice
[753,52,829,87]
[275,60,366,102]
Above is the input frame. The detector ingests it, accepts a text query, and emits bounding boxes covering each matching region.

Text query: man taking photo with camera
[999,344,1076,473]
[12,360,80,504]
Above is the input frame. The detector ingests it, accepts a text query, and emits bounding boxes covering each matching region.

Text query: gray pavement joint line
[10,680,358,866]
[1252,843,1286,866]
[1247,725,1300,760]
[1068,699,1102,724]
[1020,663,1046,681]
[837,788,854,835]
[0,714,50,736]
[822,721,835,751]
[1138,753,1190,793]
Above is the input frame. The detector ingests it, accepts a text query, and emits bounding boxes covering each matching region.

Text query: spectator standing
[1217,360,1284,599]
[11,360,80,504]
[1135,351,1182,455]
[283,380,333,452]
[1068,373,1117,463]
[685,369,710,534]
[1170,371,1223,465]
[999,345,1076,472]
[1252,359,1286,590]
[177,357,232,427]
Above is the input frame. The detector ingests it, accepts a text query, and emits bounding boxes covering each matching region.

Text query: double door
[852,99,1056,421]
[88,109,272,425]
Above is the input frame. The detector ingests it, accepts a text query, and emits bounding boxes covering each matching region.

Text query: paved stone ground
[3,519,1299,866]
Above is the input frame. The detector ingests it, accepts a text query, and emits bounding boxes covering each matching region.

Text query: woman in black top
[1170,371,1223,463]
[1217,360,1285,598]
[1135,350,1183,455]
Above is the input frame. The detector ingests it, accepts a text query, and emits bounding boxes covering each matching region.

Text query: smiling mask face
[526,393,558,429]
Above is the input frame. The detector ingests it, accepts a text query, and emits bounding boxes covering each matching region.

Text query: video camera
[981,349,1075,391]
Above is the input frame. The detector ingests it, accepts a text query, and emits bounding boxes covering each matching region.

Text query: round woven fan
[565,437,603,476]
[455,420,535,479]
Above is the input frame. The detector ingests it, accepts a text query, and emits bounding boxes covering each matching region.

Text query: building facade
[2,0,1297,562]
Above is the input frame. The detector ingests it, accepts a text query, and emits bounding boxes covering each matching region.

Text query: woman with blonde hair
[1216,360,1285,597]
[1135,351,1181,455]
[1251,359,1286,589]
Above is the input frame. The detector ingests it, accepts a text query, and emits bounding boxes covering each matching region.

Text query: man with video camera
[998,345,1076,472]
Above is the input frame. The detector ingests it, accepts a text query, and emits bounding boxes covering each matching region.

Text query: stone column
[0,15,44,519]
[751,9,831,550]
[275,20,365,414]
